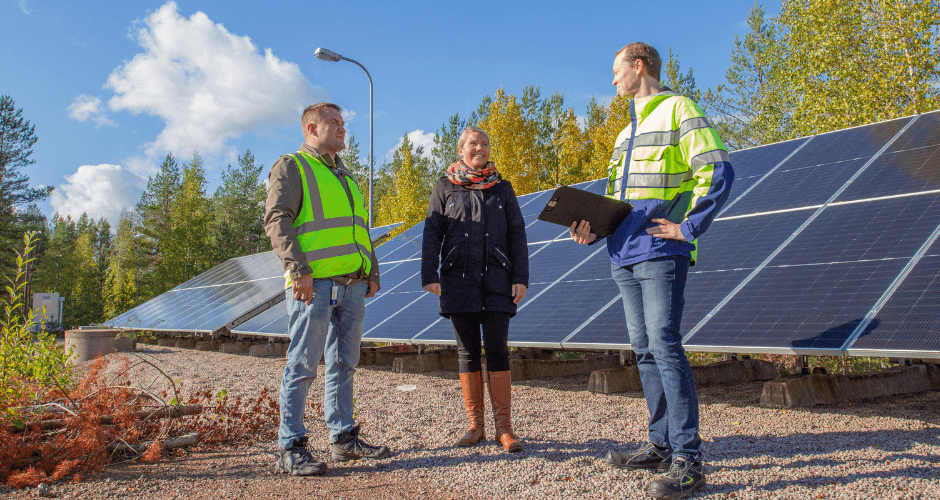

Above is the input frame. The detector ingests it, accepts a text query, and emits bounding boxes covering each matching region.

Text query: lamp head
[314,47,342,62]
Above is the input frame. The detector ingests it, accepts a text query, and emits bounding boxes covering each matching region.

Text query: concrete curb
[588,358,778,394]
[761,364,940,407]
[249,343,289,358]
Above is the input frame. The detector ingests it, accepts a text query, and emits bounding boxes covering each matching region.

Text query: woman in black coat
[421,127,529,453]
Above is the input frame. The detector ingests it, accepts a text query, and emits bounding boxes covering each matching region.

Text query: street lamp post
[314,47,375,229]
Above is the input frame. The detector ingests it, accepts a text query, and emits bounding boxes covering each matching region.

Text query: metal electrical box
[32,293,61,325]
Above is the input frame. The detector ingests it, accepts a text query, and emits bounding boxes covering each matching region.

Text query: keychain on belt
[330,285,339,305]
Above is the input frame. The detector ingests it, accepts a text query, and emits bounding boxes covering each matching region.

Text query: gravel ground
[3,346,938,499]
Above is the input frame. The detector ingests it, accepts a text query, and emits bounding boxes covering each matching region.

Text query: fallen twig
[107,433,199,454]
[15,404,203,432]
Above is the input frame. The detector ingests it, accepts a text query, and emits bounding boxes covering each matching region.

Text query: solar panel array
[107,113,940,359]
[105,222,404,335]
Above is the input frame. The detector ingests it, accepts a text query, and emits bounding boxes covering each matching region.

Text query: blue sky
[2,0,780,225]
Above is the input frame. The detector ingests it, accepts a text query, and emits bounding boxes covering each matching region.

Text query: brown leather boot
[487,370,522,452]
[457,372,486,447]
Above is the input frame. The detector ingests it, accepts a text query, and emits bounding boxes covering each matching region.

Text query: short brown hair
[615,42,661,81]
[301,102,342,129]
[457,127,489,149]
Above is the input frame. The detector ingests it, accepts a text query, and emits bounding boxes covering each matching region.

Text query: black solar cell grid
[848,239,940,354]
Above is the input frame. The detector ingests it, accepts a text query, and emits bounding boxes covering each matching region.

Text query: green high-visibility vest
[285,151,373,285]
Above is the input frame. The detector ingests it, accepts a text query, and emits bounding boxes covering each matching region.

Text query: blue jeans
[278,279,368,448]
[611,256,702,462]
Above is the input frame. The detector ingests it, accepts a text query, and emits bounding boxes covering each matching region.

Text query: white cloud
[103,1,324,159]
[341,109,357,123]
[50,164,148,224]
[67,94,116,127]
[19,1,31,14]
[384,129,436,161]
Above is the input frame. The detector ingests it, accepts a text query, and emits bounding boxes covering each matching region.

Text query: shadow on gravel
[717,460,938,495]
[377,437,622,472]
[707,428,940,462]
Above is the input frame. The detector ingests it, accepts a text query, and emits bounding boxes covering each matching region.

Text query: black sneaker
[648,456,706,499]
[276,437,327,476]
[331,424,391,462]
[606,441,673,471]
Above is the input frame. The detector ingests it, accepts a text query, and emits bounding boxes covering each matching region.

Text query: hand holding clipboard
[536,186,632,242]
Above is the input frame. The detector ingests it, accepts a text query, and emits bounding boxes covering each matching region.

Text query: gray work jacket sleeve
[264,146,381,287]
[264,154,312,281]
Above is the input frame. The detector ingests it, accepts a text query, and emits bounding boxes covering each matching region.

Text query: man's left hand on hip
[647,218,687,242]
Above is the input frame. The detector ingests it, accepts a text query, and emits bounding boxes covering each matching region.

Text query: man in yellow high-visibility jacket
[265,102,389,476]
[572,43,734,500]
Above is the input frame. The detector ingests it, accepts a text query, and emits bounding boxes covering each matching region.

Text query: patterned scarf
[446,161,501,189]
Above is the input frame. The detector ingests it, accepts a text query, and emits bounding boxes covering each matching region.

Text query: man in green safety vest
[265,102,389,476]
[571,43,734,499]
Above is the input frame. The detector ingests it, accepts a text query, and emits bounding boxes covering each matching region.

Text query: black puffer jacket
[421,177,529,317]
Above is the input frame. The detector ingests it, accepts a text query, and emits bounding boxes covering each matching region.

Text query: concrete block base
[220,342,250,355]
[361,345,420,365]
[588,365,643,393]
[511,354,621,381]
[392,350,458,373]
[693,358,778,386]
[761,364,940,407]
[65,329,136,364]
[250,343,289,357]
[195,341,221,351]
[157,338,177,347]
[588,358,778,394]
[175,338,196,349]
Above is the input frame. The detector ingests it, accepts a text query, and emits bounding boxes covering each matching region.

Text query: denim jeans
[278,279,368,449]
[611,256,702,462]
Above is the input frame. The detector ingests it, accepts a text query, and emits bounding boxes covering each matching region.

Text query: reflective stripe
[620,100,639,201]
[691,149,731,168]
[295,215,367,235]
[292,154,326,222]
[303,243,362,263]
[679,117,712,138]
[623,171,693,189]
[610,141,630,162]
[634,129,679,148]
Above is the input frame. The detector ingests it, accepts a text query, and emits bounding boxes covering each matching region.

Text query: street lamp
[314,47,375,229]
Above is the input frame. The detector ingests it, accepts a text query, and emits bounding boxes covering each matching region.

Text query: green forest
[2,1,938,329]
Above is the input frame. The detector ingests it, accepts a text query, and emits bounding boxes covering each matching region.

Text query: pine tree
[157,150,212,292]
[663,48,702,103]
[0,95,54,271]
[103,211,141,320]
[430,114,465,179]
[136,153,181,298]
[213,149,267,262]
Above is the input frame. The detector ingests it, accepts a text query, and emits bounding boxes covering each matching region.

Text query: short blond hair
[615,42,661,81]
[457,127,489,149]
[301,102,342,129]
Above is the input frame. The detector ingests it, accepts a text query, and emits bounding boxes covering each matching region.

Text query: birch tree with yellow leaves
[376,134,432,234]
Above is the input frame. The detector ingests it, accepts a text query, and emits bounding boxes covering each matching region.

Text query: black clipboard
[537,185,633,238]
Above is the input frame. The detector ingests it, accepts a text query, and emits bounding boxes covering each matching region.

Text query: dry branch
[16,405,203,432]
[107,433,199,454]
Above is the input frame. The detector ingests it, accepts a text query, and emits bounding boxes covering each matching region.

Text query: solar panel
[685,191,940,354]
[115,112,940,362]
[106,252,284,334]
[847,238,940,357]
